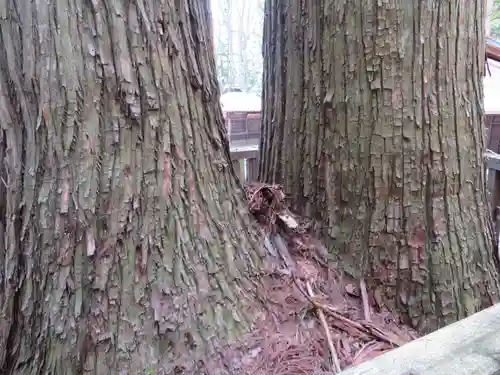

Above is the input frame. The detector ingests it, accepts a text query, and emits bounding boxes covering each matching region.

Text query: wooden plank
[247,157,259,182]
[484,151,500,231]
[240,159,246,182]
[490,169,500,221]
[230,149,259,161]
[487,37,500,63]
[485,152,500,171]
[338,303,500,375]
[229,140,259,151]
[487,168,496,201]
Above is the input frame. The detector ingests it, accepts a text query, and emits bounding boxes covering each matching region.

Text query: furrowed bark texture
[0,1,264,374]
[261,0,500,333]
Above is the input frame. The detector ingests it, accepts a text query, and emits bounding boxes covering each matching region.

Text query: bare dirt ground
[216,183,418,374]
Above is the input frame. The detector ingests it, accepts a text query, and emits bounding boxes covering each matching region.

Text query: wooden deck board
[338,304,500,375]
[229,139,259,150]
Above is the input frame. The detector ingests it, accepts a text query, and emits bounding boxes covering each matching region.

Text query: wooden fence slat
[240,159,246,182]
[230,147,259,183]
[247,157,259,182]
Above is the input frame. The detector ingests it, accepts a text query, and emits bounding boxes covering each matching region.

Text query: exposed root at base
[213,183,418,374]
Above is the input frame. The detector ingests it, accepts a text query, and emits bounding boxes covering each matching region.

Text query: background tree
[0,1,264,374]
[212,0,264,93]
[213,0,236,89]
[260,0,500,333]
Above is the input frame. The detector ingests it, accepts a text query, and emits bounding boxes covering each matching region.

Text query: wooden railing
[229,146,259,183]
[225,110,261,183]
[338,303,500,375]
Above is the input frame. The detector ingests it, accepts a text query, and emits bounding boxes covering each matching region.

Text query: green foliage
[491,0,500,39]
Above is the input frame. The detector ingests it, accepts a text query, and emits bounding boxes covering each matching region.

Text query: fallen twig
[319,304,405,347]
[305,281,341,373]
[360,278,371,322]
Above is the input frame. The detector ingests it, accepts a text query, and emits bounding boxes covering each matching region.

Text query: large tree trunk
[261,0,500,333]
[0,1,264,374]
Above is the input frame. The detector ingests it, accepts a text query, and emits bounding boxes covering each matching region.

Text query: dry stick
[305,281,341,373]
[318,303,404,347]
[273,235,404,349]
[359,278,371,321]
[290,270,403,347]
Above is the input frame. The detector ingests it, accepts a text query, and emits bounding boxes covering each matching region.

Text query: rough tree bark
[0,1,265,374]
[260,0,500,333]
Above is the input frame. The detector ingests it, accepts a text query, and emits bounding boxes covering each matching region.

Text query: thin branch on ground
[305,281,341,373]
[360,278,371,322]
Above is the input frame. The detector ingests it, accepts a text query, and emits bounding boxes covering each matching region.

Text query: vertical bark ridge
[260,0,326,219]
[261,0,500,333]
[260,0,289,188]
[0,0,264,374]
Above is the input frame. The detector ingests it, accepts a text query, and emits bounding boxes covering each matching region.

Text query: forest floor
[217,183,419,374]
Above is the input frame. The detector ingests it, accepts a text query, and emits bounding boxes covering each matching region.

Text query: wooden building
[484,38,500,230]
[220,91,261,182]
